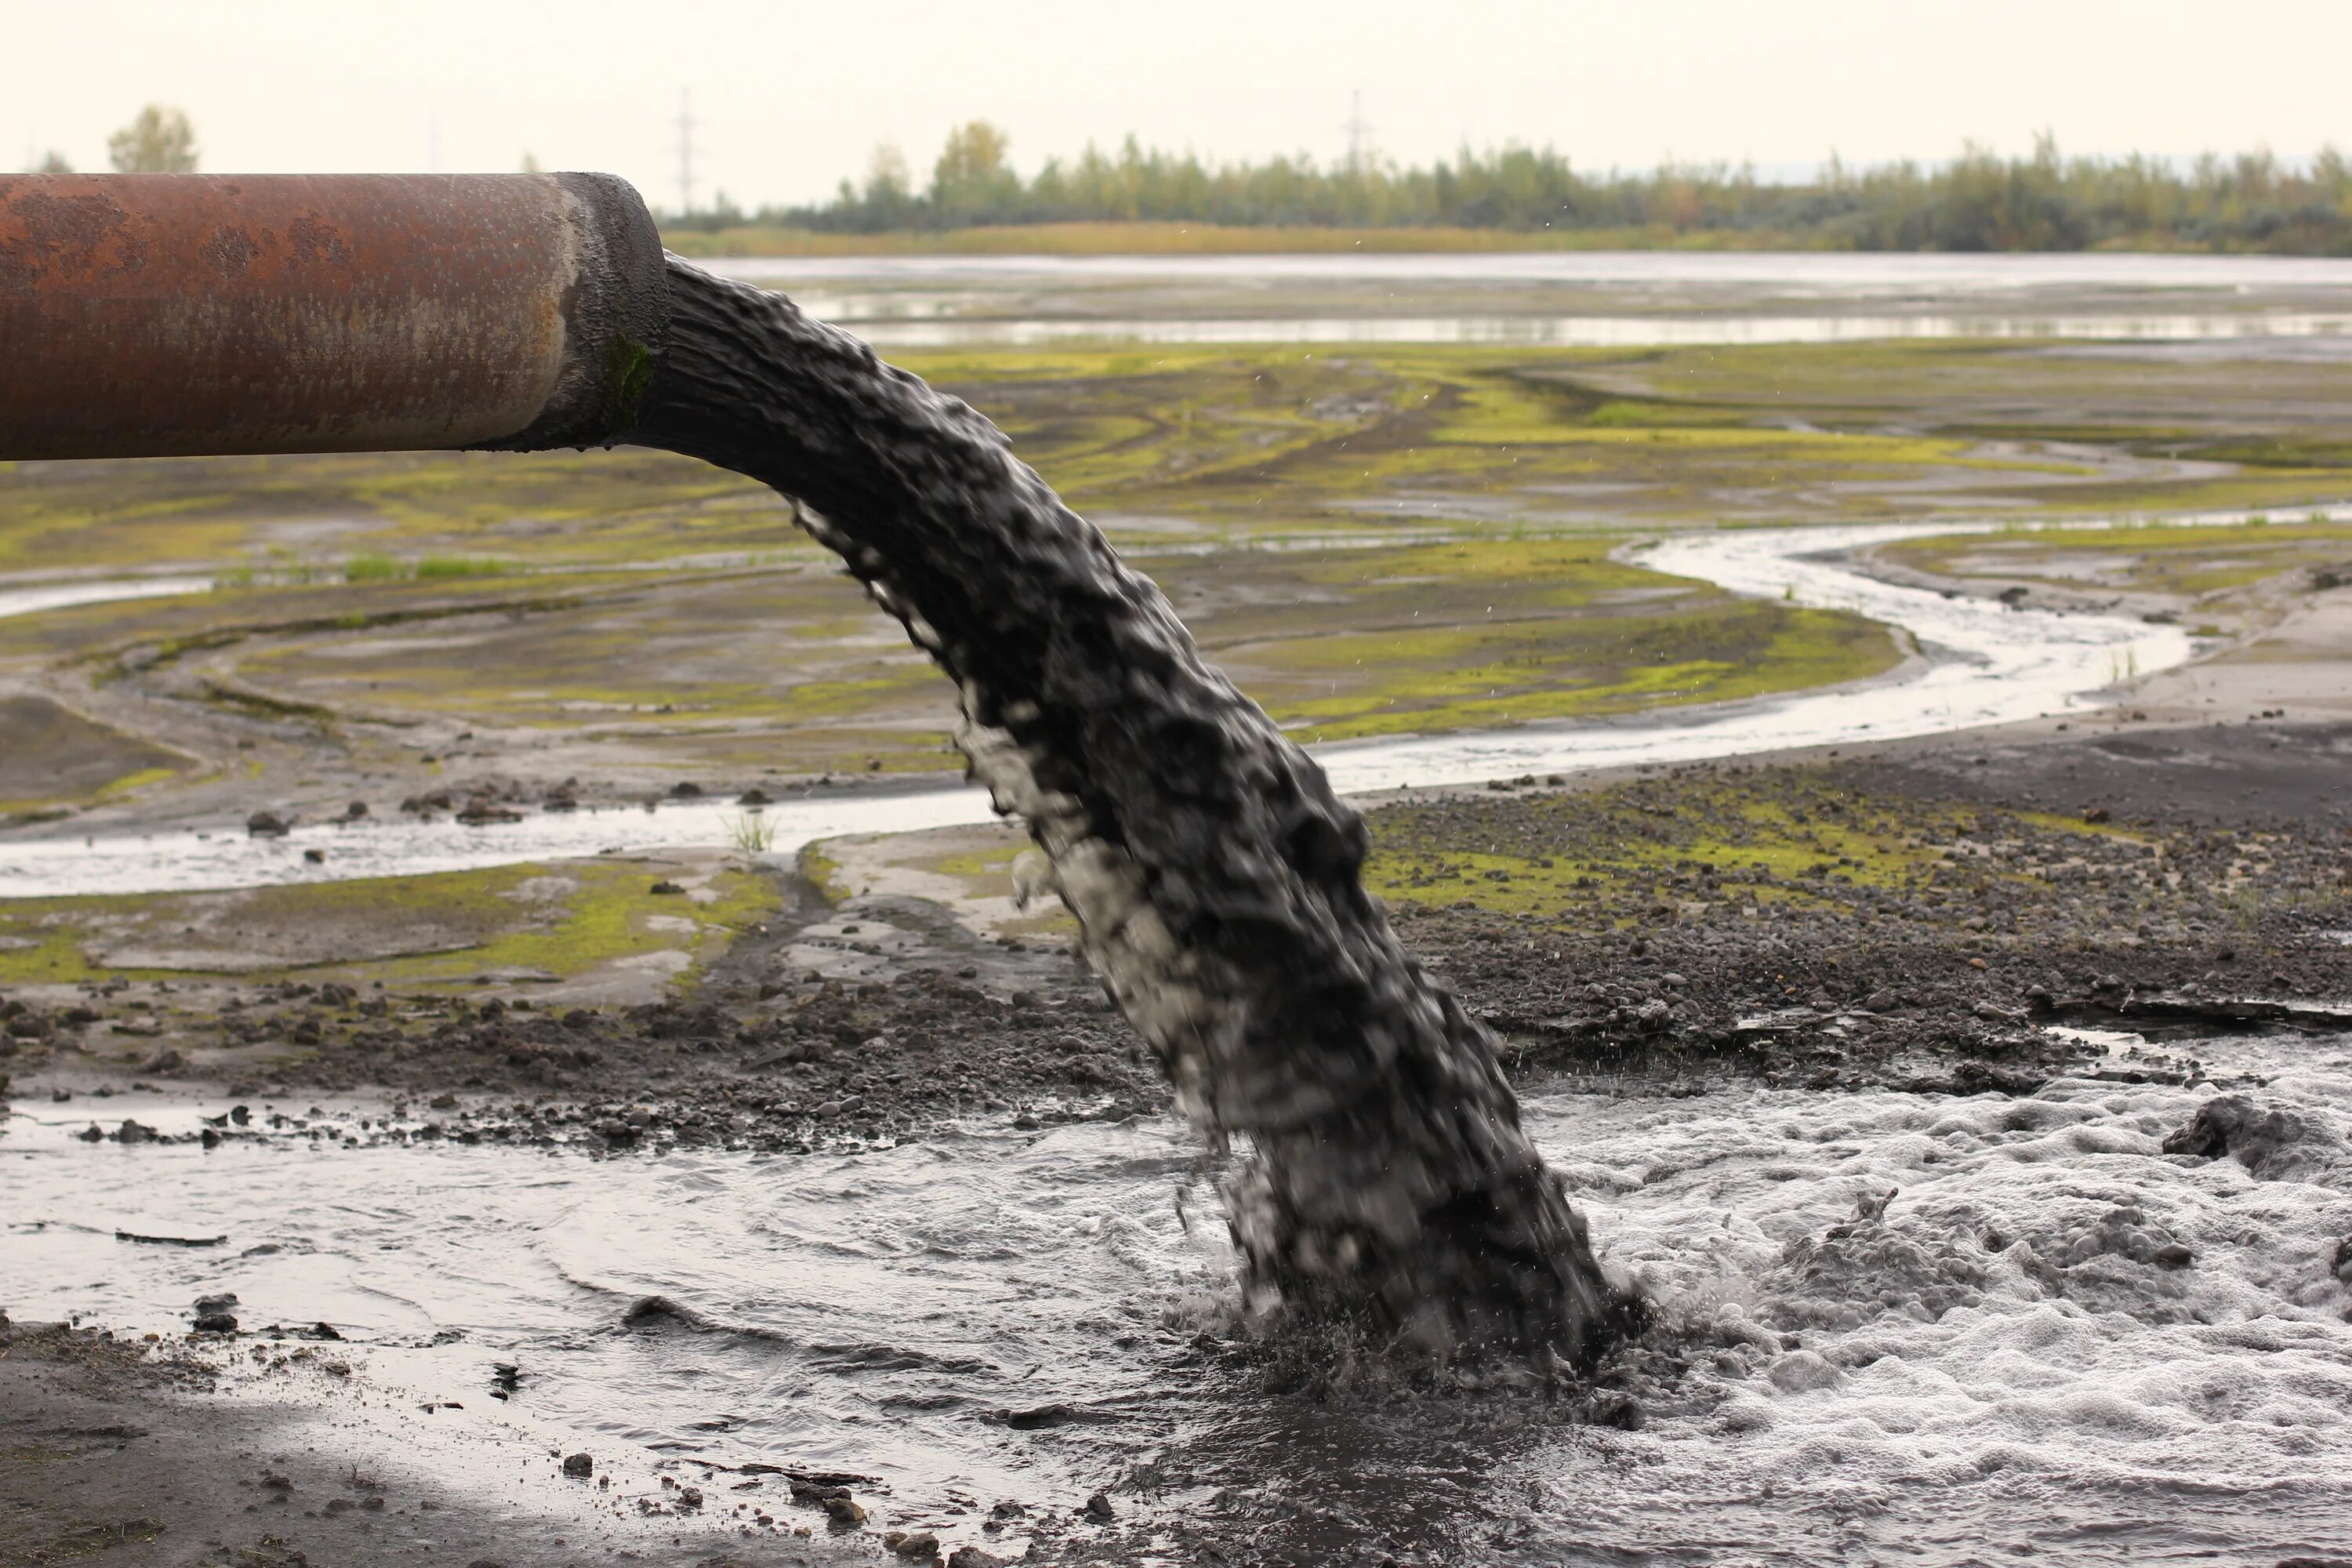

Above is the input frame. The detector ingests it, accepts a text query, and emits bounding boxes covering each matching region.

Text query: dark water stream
[626,258,1632,1362]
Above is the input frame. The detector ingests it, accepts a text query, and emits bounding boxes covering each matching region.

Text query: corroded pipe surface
[0,173,664,459]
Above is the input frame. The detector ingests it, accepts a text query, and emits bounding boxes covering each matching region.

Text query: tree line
[673,123,2352,253]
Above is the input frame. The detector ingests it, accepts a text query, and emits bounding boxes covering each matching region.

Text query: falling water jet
[0,172,1640,1366]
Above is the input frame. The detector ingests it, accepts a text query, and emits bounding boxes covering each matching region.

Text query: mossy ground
[0,695,194,817]
[0,858,778,993]
[1360,768,2149,930]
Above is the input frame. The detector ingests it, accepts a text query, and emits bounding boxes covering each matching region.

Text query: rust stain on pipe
[0,173,665,459]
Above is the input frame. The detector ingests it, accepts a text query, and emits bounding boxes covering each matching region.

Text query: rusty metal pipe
[0,173,665,459]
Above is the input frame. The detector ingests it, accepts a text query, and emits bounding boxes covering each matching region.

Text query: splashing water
[6,1027,2350,1563]
[625,258,1635,1357]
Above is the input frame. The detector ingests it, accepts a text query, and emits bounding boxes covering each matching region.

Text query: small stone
[561,1453,593,1477]
[824,1495,867,1526]
[1083,1491,1116,1522]
[1864,989,1900,1012]
[303,848,327,864]
[650,880,686,895]
[889,1531,940,1559]
[247,811,291,837]
[1768,1349,1843,1393]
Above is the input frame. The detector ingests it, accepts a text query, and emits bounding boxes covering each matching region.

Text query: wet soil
[0,1318,868,1568]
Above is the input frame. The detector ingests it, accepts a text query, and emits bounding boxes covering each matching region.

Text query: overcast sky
[13,0,2348,209]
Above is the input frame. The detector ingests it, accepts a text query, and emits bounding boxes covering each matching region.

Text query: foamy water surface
[7,1027,2350,1563]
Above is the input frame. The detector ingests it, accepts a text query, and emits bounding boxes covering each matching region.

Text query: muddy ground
[10,721,2346,1145]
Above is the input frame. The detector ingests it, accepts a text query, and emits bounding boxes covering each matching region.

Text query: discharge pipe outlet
[0,173,665,459]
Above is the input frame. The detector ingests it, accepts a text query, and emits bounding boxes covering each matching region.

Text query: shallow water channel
[703,251,2352,351]
[5,509,2310,900]
[7,1026,2352,1563]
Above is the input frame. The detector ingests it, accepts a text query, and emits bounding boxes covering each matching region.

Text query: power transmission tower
[1343,89,1375,174]
[674,89,698,216]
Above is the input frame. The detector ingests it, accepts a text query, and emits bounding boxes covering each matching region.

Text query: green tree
[31,150,72,173]
[931,120,1017,223]
[107,105,198,173]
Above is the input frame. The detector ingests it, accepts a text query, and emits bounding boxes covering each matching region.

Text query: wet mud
[9,731,2346,1160]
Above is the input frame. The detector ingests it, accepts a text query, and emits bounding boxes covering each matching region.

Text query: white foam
[9,1052,2352,1559]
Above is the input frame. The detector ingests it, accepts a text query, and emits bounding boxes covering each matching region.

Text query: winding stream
[0,512,2280,898]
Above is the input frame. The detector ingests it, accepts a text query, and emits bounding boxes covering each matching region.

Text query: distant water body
[700,250,2352,349]
[703,250,2352,290]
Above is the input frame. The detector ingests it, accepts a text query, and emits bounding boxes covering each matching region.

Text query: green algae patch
[1189,536,1904,742]
[1248,601,1896,742]
[797,841,854,905]
[0,858,779,992]
[1360,768,2148,929]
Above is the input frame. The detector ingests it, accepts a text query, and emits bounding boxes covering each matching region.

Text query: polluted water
[6,1024,2352,1563]
[625,256,1629,1359]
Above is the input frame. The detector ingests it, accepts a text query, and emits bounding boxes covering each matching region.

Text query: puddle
[0,513,2263,896]
[0,575,214,622]
[9,1044,2352,1563]
[727,310,2352,352]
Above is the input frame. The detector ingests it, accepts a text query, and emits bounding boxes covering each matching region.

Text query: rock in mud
[1768,1349,1844,1392]
[561,1453,593,1477]
[246,811,291,837]
[2163,1095,2319,1179]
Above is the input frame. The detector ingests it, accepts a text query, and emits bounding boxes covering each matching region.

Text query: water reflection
[800,309,2352,351]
